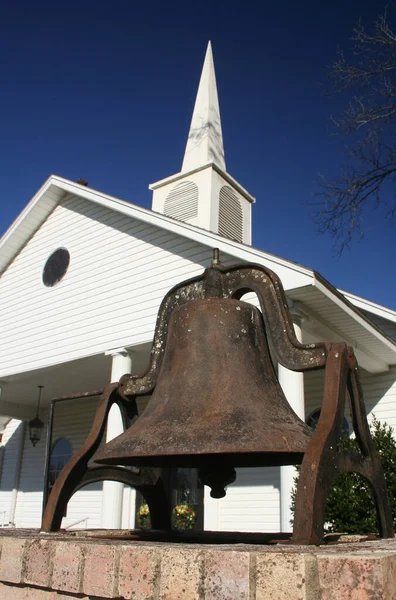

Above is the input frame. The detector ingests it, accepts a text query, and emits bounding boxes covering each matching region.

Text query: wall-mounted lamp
[29,385,44,447]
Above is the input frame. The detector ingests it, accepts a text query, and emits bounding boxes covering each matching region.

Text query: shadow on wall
[63,194,214,262]
[64,184,243,281]
[185,117,225,166]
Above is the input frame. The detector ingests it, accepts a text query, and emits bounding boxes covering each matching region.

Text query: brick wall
[0,531,396,599]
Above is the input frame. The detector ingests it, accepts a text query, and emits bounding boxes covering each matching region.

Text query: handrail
[65,517,89,530]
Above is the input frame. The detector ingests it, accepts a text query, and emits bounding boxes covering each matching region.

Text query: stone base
[0,530,395,599]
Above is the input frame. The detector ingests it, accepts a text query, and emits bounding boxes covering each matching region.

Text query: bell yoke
[42,250,394,545]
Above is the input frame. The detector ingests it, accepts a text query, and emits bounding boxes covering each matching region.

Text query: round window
[42,248,70,287]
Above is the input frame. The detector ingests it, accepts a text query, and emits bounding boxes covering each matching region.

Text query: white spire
[181,41,226,173]
[150,41,254,245]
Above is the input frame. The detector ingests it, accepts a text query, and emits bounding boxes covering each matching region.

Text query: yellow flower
[174,504,196,518]
[139,504,149,516]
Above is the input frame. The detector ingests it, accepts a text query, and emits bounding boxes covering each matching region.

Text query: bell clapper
[198,465,237,499]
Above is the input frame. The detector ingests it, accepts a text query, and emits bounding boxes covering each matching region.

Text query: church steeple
[150,42,254,245]
[182,41,225,173]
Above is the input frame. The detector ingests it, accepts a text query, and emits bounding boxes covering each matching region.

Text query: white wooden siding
[302,309,396,431]
[0,195,218,377]
[54,396,103,529]
[0,419,23,525]
[14,396,103,529]
[361,366,396,430]
[304,369,325,421]
[304,366,396,432]
[216,467,280,532]
[13,416,47,528]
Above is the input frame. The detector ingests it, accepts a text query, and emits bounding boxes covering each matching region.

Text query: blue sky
[1,1,395,308]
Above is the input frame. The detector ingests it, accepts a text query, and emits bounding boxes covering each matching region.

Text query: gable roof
[1,174,396,372]
[341,290,396,324]
[0,175,311,282]
[289,273,396,373]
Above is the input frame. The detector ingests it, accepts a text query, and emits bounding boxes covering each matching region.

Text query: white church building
[1,43,396,534]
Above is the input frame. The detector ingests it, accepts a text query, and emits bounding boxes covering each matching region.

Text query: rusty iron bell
[43,253,394,543]
[95,296,312,498]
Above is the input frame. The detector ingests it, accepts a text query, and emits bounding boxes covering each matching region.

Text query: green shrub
[292,417,396,534]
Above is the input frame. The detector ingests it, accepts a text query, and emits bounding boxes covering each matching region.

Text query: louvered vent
[219,186,243,242]
[164,181,199,222]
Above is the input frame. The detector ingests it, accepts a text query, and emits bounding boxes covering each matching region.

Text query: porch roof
[289,273,396,374]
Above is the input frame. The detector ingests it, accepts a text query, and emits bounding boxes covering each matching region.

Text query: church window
[48,437,72,516]
[164,181,199,222]
[218,186,243,242]
[42,248,70,287]
[306,408,349,436]
[49,438,72,488]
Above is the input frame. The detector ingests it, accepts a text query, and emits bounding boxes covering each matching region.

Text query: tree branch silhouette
[316,9,396,254]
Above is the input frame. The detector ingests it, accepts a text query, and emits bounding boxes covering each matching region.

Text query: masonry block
[51,541,83,594]
[317,553,396,600]
[23,538,53,587]
[204,549,250,600]
[118,545,160,599]
[159,547,203,600]
[255,551,319,600]
[82,542,117,598]
[0,537,27,583]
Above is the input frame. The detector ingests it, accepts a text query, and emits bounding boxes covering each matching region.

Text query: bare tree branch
[316,8,396,252]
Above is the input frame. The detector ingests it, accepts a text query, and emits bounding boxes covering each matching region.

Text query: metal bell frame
[41,251,394,545]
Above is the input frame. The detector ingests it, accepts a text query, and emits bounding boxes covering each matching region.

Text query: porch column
[101,348,132,529]
[278,303,305,533]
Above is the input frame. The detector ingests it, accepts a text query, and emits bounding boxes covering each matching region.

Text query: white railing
[65,517,89,530]
[0,511,8,527]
